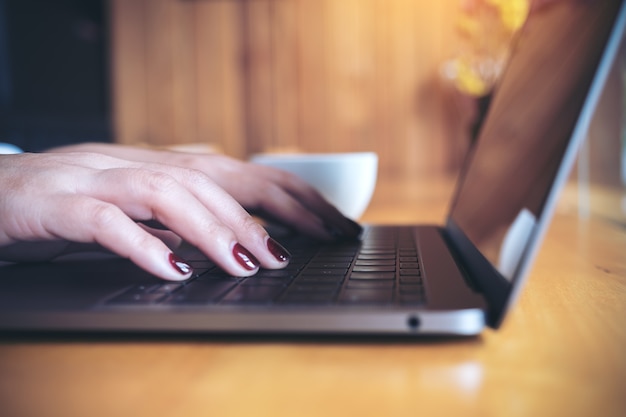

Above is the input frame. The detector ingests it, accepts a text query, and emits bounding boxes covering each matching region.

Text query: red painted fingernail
[169,253,193,275]
[233,243,260,270]
[267,238,291,262]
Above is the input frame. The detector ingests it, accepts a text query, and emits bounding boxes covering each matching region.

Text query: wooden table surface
[0,177,625,417]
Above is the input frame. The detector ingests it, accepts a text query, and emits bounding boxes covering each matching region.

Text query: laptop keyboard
[105,226,426,307]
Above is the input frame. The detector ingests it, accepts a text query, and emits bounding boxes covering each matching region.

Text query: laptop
[0,0,624,336]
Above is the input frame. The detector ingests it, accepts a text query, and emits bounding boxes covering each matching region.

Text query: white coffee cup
[250,152,378,220]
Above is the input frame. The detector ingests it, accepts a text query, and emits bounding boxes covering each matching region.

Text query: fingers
[138,224,183,251]
[44,195,194,281]
[80,166,291,278]
[166,153,362,240]
[248,166,363,240]
[1,151,357,283]
[1,153,293,281]
[281,173,363,238]
[49,148,363,241]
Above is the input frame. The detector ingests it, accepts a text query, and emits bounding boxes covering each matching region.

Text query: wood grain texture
[110,0,149,144]
[110,0,462,178]
[242,0,274,154]
[195,0,246,157]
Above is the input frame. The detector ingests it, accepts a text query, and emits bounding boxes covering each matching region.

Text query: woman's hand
[0,152,300,281]
[49,143,363,241]
[1,145,362,281]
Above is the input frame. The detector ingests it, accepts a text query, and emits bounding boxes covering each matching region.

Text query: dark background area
[0,0,111,152]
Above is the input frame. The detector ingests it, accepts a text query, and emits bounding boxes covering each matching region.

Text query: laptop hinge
[442,220,511,328]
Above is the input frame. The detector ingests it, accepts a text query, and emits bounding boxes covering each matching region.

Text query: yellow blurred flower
[452,59,491,96]
[450,0,530,96]
[491,0,530,32]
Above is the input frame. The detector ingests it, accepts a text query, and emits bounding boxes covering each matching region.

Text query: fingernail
[169,253,193,275]
[233,243,260,270]
[267,238,291,262]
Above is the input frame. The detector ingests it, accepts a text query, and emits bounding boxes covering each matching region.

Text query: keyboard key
[221,285,285,304]
[295,275,344,283]
[186,261,216,270]
[311,255,354,263]
[280,292,334,304]
[300,268,348,276]
[356,254,395,260]
[358,249,395,255]
[352,265,396,273]
[197,271,238,280]
[127,284,159,293]
[152,283,184,294]
[400,275,423,284]
[307,262,352,269]
[241,277,291,286]
[107,292,166,305]
[339,289,393,304]
[346,280,394,289]
[258,267,298,275]
[289,283,339,292]
[355,260,396,266]
[169,280,237,304]
[349,272,395,280]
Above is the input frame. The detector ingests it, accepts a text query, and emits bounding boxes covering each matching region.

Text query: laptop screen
[449,1,623,282]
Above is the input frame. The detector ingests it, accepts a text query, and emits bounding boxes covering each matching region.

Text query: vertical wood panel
[171,1,197,146]
[242,0,274,154]
[392,0,427,177]
[220,2,246,157]
[357,0,382,155]
[144,0,176,146]
[295,0,328,152]
[272,0,299,151]
[110,0,148,144]
[111,0,463,179]
[195,1,246,157]
[439,2,473,174]
[195,1,226,148]
[387,1,433,177]
[325,0,377,154]
[371,0,394,178]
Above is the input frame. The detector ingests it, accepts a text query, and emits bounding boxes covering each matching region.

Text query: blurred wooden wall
[110,0,464,180]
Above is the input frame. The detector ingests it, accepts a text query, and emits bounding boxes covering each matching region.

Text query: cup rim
[250,151,378,163]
